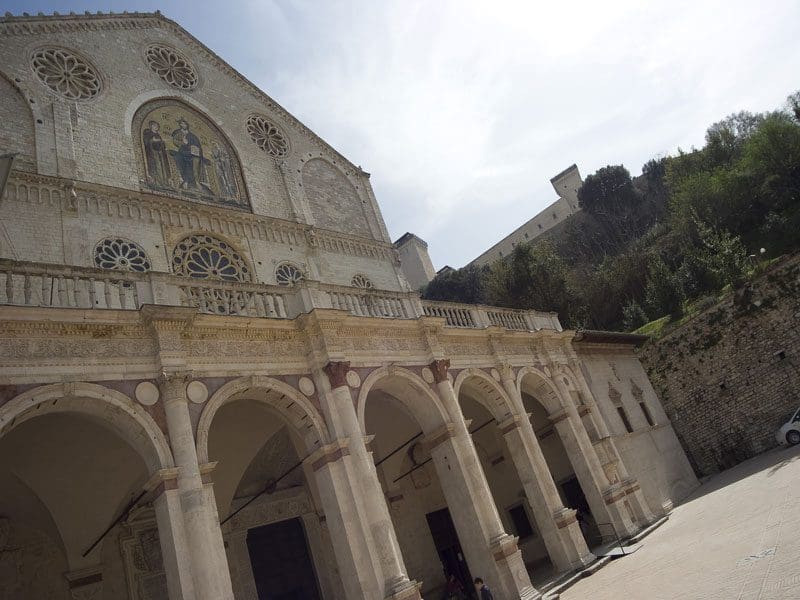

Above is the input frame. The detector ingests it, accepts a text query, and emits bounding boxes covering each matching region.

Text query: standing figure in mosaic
[211,142,237,199]
[170,117,210,192]
[142,120,171,188]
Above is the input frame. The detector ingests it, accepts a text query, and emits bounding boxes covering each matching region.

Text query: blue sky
[5,1,800,268]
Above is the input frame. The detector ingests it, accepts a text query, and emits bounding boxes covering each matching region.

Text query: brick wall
[639,254,800,476]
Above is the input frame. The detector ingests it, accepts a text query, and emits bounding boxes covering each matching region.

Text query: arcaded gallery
[0,12,697,600]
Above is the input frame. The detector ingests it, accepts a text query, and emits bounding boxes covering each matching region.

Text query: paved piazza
[562,446,800,600]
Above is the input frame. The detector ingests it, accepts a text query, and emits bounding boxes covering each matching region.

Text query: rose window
[31,47,101,100]
[351,274,373,289]
[145,44,198,90]
[172,235,250,282]
[246,115,289,158]
[94,239,151,272]
[275,263,304,286]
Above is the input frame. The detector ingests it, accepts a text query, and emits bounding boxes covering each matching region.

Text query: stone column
[316,362,420,600]
[548,403,637,540]
[161,374,234,600]
[146,468,195,600]
[497,375,594,572]
[428,360,540,600]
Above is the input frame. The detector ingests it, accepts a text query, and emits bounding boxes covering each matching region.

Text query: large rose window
[172,234,250,282]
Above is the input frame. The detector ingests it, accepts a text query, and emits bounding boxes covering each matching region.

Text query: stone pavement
[560,445,800,600]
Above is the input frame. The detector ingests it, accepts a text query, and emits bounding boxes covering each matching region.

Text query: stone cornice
[4,171,395,261]
[0,11,366,177]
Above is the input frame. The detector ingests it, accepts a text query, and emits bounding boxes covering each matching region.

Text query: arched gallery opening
[201,379,341,600]
[361,369,513,599]
[0,385,171,599]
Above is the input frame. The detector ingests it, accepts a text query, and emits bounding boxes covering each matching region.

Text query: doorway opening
[426,507,473,595]
[246,517,322,600]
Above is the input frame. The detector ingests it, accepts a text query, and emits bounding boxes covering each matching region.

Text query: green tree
[422,264,488,304]
[644,257,684,318]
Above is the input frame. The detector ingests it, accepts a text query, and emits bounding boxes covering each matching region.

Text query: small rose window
[351,274,373,289]
[275,263,304,286]
[246,115,289,158]
[94,238,151,272]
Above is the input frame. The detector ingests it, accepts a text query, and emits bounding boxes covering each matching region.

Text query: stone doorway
[559,476,600,545]
[246,517,322,600]
[425,507,474,595]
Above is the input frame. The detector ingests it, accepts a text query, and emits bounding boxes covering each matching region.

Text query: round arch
[453,368,515,423]
[516,367,565,415]
[0,382,173,473]
[197,376,329,463]
[357,367,451,435]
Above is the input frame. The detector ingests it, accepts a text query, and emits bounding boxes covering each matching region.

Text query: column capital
[498,363,515,383]
[428,358,450,383]
[323,361,351,389]
[158,370,192,403]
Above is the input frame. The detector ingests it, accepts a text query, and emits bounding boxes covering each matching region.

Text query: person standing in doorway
[473,578,494,600]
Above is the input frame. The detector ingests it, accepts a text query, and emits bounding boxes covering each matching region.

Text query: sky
[5,1,800,268]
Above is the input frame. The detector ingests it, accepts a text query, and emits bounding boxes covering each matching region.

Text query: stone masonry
[640,253,800,476]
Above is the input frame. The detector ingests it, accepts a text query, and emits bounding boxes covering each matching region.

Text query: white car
[776,407,800,446]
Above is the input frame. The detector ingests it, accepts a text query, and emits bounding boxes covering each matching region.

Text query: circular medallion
[346,370,361,388]
[186,380,209,404]
[135,381,159,406]
[298,376,315,396]
[491,368,501,381]
[421,367,434,384]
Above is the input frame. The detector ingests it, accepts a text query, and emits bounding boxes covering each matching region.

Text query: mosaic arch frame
[132,98,250,210]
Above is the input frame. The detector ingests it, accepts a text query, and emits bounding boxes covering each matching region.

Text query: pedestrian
[442,571,466,599]
[473,577,494,600]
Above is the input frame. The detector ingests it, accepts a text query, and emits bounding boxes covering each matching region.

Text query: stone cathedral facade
[0,12,697,600]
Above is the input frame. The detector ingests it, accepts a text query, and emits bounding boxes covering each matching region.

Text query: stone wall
[639,254,800,476]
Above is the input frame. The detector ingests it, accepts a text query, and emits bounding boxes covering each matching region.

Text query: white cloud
[177,0,800,267]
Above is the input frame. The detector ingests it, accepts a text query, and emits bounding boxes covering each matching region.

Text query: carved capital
[323,361,351,389]
[158,371,191,403]
[428,359,450,384]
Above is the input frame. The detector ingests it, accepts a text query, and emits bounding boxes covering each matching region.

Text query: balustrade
[0,260,561,332]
